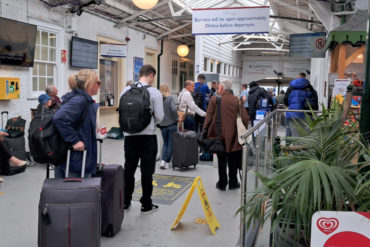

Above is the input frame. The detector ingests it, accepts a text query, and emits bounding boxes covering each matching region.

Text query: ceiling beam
[168,33,193,39]
[157,23,191,39]
[212,0,236,8]
[269,0,315,19]
[234,47,289,51]
[282,20,313,33]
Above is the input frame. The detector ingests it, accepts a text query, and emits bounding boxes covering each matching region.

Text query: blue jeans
[184,116,195,131]
[160,124,177,162]
[54,166,92,178]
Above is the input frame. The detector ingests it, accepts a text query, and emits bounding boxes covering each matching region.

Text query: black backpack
[28,97,89,164]
[119,83,152,134]
[191,84,203,109]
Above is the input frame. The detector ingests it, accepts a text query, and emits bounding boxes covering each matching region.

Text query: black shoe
[216,182,226,191]
[124,203,131,211]
[229,183,241,190]
[141,204,159,214]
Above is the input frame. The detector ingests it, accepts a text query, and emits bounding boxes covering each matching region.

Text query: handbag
[177,93,188,122]
[237,100,248,145]
[197,96,225,153]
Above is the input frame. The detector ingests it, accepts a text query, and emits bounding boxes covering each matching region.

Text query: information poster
[133,57,143,82]
[290,32,326,58]
[332,79,350,103]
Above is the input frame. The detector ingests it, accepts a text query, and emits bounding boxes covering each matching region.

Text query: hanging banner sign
[311,211,370,247]
[171,176,220,235]
[290,32,326,58]
[101,43,127,57]
[192,7,270,35]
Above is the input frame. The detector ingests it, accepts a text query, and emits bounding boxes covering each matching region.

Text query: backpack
[5,116,26,138]
[119,83,152,134]
[192,84,204,109]
[303,87,318,110]
[28,97,89,164]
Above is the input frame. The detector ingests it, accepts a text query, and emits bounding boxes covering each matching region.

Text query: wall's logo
[317,217,339,235]
[316,38,325,49]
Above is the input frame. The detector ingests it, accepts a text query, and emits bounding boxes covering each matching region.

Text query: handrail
[239,108,322,247]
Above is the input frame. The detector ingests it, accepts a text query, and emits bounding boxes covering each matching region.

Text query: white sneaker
[165,162,171,169]
[159,160,165,169]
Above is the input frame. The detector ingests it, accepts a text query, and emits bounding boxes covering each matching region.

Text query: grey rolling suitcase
[95,139,124,237]
[172,131,199,170]
[38,150,101,247]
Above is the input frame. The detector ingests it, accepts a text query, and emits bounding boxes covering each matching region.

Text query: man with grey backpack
[119,64,164,214]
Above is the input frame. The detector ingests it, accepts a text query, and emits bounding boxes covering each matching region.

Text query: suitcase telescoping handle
[65,147,87,178]
[97,138,103,171]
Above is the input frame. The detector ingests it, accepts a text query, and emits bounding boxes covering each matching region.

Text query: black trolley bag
[38,149,101,247]
[94,139,124,237]
[172,130,199,170]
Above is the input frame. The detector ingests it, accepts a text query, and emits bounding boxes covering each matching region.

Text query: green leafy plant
[237,103,370,245]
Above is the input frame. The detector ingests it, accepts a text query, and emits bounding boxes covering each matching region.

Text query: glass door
[99,59,118,107]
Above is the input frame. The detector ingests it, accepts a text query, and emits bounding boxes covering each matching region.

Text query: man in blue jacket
[284,72,318,137]
[193,74,210,133]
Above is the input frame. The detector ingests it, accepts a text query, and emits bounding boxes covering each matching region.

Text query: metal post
[255,128,260,188]
[264,121,269,167]
[360,3,370,145]
[240,143,249,247]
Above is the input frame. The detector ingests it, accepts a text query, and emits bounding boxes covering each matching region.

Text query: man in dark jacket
[248,81,272,125]
[284,72,318,137]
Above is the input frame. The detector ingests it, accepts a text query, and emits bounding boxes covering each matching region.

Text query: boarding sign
[192,7,270,35]
[171,176,220,235]
[290,33,326,58]
[311,211,370,247]
[101,43,127,57]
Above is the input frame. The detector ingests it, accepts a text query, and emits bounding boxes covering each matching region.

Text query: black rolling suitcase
[172,130,199,170]
[38,149,101,247]
[0,111,27,175]
[95,139,124,237]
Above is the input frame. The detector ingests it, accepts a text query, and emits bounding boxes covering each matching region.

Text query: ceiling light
[132,0,158,10]
[177,44,189,57]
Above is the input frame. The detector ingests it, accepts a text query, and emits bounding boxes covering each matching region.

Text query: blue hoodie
[286,78,312,119]
[53,89,99,175]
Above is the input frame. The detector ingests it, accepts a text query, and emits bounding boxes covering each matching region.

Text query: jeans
[124,135,157,208]
[286,118,306,137]
[54,166,92,178]
[160,124,177,163]
[216,151,242,188]
[194,115,205,133]
[184,116,195,131]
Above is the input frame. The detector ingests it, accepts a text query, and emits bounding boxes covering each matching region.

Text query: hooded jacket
[284,78,313,119]
[53,89,99,175]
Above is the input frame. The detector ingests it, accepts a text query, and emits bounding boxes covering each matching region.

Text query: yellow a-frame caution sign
[171,176,220,235]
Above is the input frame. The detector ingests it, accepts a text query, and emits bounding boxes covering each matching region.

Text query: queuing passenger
[120,65,164,214]
[53,69,101,178]
[194,74,210,133]
[0,130,28,183]
[178,80,206,131]
[284,72,318,137]
[210,81,218,97]
[240,84,249,114]
[45,84,62,107]
[36,94,53,114]
[203,80,249,191]
[248,81,272,125]
[276,90,285,109]
[158,83,177,169]
[126,80,134,87]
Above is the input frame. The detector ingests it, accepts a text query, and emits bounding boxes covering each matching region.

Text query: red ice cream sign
[311,212,370,247]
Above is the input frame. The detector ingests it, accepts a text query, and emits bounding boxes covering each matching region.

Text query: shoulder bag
[198,96,225,153]
[237,99,248,145]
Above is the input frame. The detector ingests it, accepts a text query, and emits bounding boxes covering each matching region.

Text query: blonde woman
[53,69,101,178]
[158,83,178,169]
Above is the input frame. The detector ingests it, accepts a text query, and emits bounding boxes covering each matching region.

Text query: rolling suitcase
[172,130,199,170]
[95,139,124,237]
[38,149,101,247]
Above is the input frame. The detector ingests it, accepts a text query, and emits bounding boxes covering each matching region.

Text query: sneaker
[159,160,165,169]
[164,162,171,169]
[124,203,131,211]
[216,182,226,191]
[141,204,159,214]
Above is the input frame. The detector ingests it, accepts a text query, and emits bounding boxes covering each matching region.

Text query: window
[189,63,194,78]
[99,59,118,106]
[180,62,186,69]
[224,63,227,75]
[203,57,208,72]
[172,60,178,75]
[216,61,221,74]
[210,59,214,72]
[229,65,232,76]
[32,30,57,92]
[171,59,178,91]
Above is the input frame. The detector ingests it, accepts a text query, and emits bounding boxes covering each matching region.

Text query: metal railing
[239,109,322,247]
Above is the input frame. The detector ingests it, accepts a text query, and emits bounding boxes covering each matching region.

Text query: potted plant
[237,103,370,246]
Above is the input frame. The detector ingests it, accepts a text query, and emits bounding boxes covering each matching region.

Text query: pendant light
[132,0,158,10]
[177,44,189,57]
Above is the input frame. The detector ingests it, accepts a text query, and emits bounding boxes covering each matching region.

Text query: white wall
[195,35,243,94]
[310,56,330,108]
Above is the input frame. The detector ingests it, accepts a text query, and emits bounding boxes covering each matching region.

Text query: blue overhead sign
[290,32,326,58]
